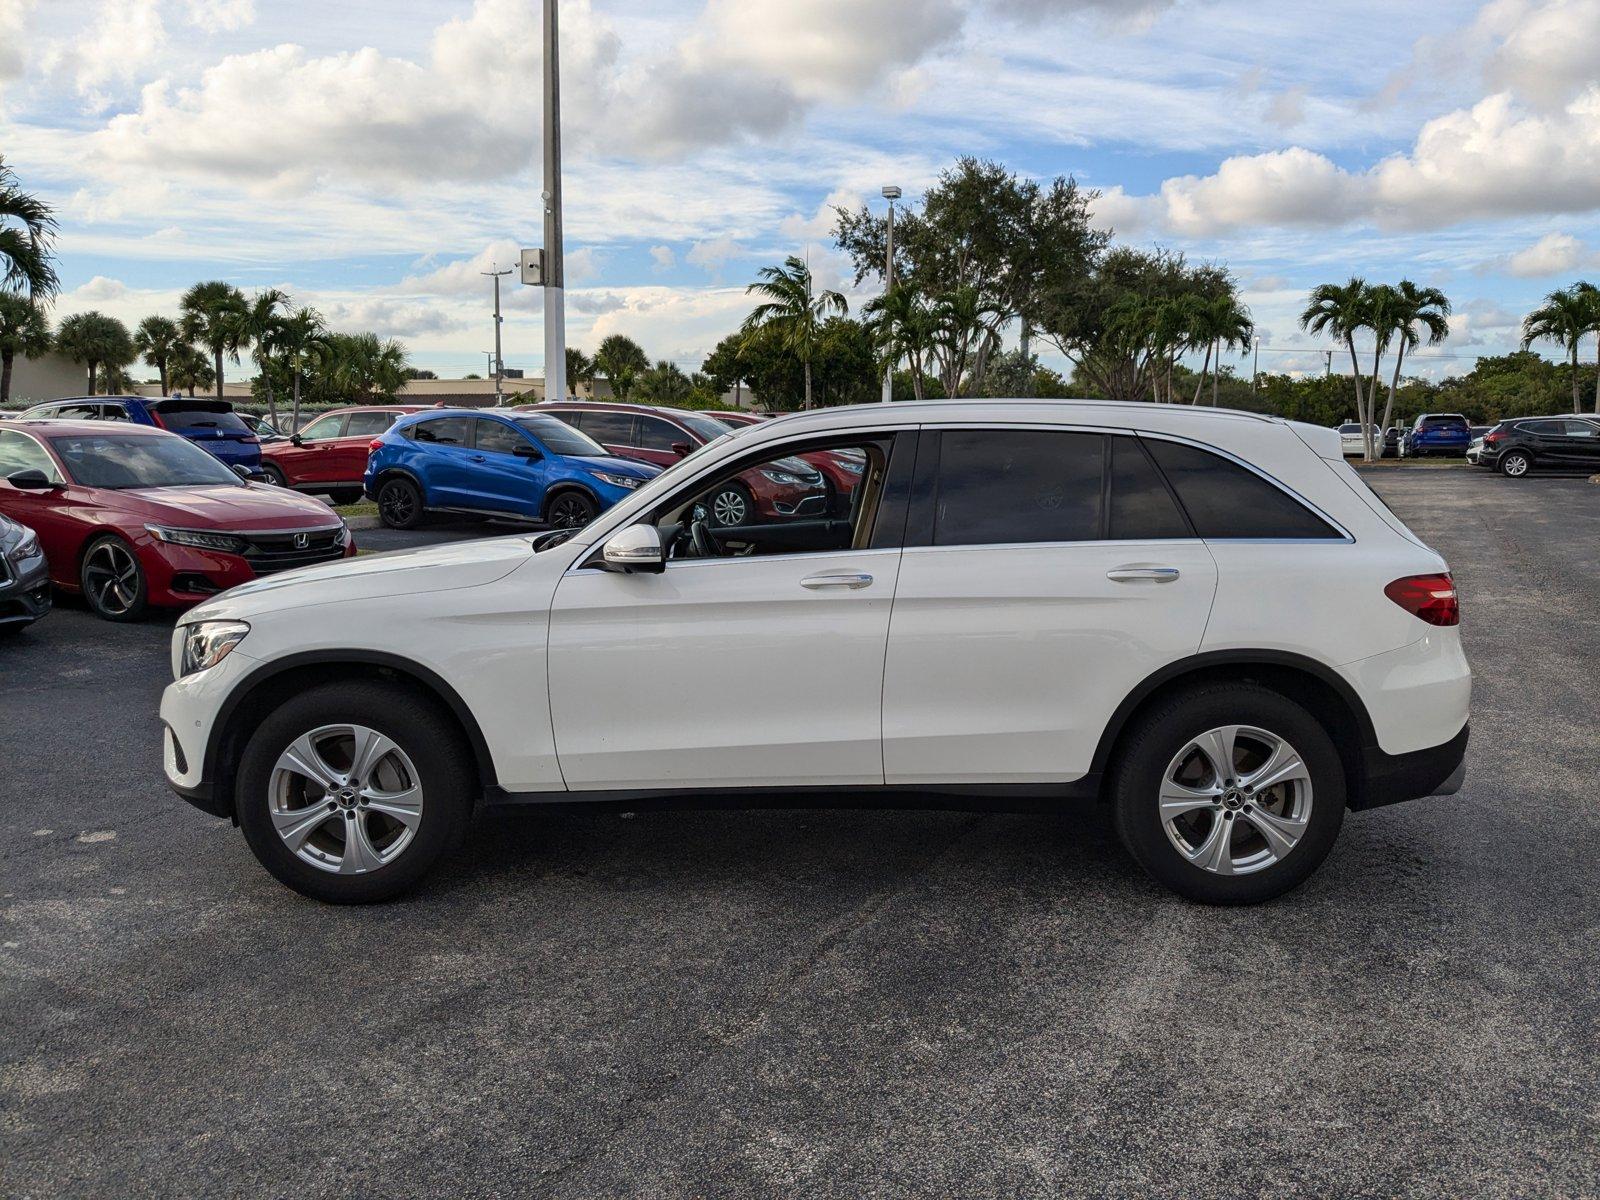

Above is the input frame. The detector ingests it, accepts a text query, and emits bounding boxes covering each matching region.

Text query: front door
[281,412,348,484]
[881,429,1219,785]
[468,417,546,519]
[547,432,907,791]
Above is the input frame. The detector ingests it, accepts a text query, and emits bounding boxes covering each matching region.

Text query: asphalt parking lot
[3,469,1598,1199]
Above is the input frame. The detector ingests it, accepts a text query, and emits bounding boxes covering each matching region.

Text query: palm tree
[565,347,594,396]
[168,343,214,397]
[593,334,649,401]
[132,315,183,394]
[1185,294,1254,407]
[179,280,248,402]
[0,292,51,404]
[1522,286,1590,414]
[1377,281,1451,434]
[276,306,328,429]
[240,288,289,425]
[55,311,135,394]
[1301,278,1373,449]
[742,256,847,411]
[863,283,936,402]
[929,286,1004,398]
[1574,280,1600,415]
[0,156,58,300]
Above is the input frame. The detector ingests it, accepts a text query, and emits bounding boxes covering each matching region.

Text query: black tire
[1499,450,1532,478]
[1110,683,1346,905]
[331,488,365,506]
[377,476,425,528]
[261,462,289,489]
[544,489,598,529]
[235,680,474,903]
[706,481,754,527]
[79,534,149,622]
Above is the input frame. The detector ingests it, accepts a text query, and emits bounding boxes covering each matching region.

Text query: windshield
[513,415,608,457]
[680,413,735,440]
[48,432,242,489]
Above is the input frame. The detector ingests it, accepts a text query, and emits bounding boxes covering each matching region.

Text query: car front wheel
[80,534,148,622]
[236,681,473,903]
[1111,683,1345,904]
[261,463,288,489]
[1500,450,1531,478]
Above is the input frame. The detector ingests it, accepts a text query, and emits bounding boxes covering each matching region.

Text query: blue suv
[19,395,262,473]
[1401,413,1472,458]
[366,409,660,529]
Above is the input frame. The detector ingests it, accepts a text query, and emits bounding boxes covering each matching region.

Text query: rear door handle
[470,455,487,463]
[1107,566,1180,583]
[800,572,873,590]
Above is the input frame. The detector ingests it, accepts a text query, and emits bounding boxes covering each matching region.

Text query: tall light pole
[880,185,900,403]
[1251,336,1260,391]
[542,0,567,405]
[483,351,494,378]
[482,266,512,406]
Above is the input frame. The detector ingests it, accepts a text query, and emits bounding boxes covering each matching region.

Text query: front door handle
[470,454,487,463]
[1107,566,1180,583]
[800,572,873,590]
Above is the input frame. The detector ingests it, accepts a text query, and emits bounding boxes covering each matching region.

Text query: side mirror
[601,524,665,574]
[671,441,692,457]
[514,444,543,461]
[231,464,253,480]
[289,433,303,446]
[6,469,60,490]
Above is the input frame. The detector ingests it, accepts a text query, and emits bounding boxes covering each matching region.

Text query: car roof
[532,400,711,421]
[319,404,432,415]
[5,418,169,436]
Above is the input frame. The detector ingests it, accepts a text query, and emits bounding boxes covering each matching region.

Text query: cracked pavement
[2,471,1598,1198]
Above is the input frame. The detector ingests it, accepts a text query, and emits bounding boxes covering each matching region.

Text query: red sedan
[260,405,429,501]
[0,420,355,621]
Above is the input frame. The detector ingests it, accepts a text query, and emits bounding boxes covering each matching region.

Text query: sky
[4,0,1600,382]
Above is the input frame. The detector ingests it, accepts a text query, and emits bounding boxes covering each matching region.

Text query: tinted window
[1562,420,1599,438]
[52,403,104,420]
[636,415,687,452]
[580,411,636,445]
[157,406,250,434]
[1417,415,1468,430]
[1146,439,1339,540]
[680,413,733,441]
[1523,420,1565,436]
[47,433,239,488]
[0,430,60,480]
[475,418,529,455]
[513,416,606,457]
[298,413,346,440]
[934,430,1103,547]
[410,417,471,445]
[344,411,395,438]
[1110,437,1190,540]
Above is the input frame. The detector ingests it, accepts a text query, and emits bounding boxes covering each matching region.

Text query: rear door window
[1109,436,1191,540]
[1145,439,1340,540]
[344,411,395,438]
[410,417,472,446]
[932,430,1103,547]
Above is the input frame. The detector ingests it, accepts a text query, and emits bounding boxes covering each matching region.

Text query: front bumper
[0,547,52,626]
[160,649,258,819]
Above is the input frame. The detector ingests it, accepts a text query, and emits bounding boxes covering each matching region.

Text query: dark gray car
[0,511,51,632]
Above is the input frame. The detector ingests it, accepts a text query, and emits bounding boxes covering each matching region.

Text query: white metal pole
[880,185,900,403]
[483,267,512,406]
[543,0,567,405]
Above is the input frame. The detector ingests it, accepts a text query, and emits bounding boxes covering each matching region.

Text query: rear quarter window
[1145,439,1341,540]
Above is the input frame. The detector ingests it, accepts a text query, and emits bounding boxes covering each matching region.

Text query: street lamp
[1251,336,1260,391]
[881,185,901,404]
[481,266,513,406]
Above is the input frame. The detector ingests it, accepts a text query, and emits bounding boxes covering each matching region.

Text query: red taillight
[1484,429,1505,444]
[368,438,384,452]
[1385,573,1459,627]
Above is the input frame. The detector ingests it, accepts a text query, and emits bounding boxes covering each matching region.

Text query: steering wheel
[689,517,722,559]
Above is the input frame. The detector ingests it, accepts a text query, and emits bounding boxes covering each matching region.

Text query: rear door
[881,428,1218,785]
[334,410,396,482]
[408,416,478,507]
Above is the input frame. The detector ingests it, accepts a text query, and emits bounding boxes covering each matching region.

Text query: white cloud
[1483,0,1600,109]
[1160,147,1363,234]
[649,245,676,271]
[1489,232,1600,277]
[183,0,255,33]
[685,235,744,275]
[0,0,34,87]
[47,0,167,105]
[1266,86,1307,129]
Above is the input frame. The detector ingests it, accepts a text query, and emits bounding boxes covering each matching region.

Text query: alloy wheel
[380,482,417,524]
[548,494,594,528]
[1504,453,1529,477]
[1158,724,1313,876]
[83,540,140,616]
[710,488,748,525]
[267,724,424,875]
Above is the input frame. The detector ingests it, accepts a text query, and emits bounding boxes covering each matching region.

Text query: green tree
[0,292,51,404]
[1376,281,1451,433]
[240,288,289,425]
[132,315,183,394]
[979,349,1073,399]
[1301,278,1375,454]
[55,311,135,394]
[168,342,214,397]
[593,334,649,400]
[0,156,58,300]
[700,335,750,408]
[276,306,329,429]
[1521,285,1590,415]
[741,255,847,410]
[180,280,248,402]
[633,359,693,406]
[1575,280,1600,414]
[1186,293,1253,407]
[565,347,594,394]
[862,283,937,401]
[314,332,409,404]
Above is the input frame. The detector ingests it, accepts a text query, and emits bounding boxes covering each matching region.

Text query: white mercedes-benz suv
[160,401,1470,905]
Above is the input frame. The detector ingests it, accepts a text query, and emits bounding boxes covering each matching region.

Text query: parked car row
[1472,415,1600,477]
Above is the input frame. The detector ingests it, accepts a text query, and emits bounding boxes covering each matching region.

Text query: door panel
[549,549,902,789]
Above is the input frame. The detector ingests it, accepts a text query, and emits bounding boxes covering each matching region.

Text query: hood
[569,455,660,480]
[186,534,534,621]
[106,483,340,531]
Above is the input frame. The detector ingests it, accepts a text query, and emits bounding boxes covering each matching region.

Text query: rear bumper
[1354,723,1468,810]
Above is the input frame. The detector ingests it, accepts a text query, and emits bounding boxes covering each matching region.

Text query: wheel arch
[542,480,600,517]
[1089,650,1378,808]
[203,650,498,822]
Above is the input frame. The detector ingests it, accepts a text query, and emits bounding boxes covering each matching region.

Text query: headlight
[759,469,820,487]
[835,459,866,476]
[333,520,351,546]
[5,527,38,561]
[146,525,249,554]
[178,620,250,678]
[591,471,642,490]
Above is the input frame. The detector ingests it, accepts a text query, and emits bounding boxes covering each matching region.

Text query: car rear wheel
[80,534,148,622]
[1500,450,1532,478]
[707,481,753,527]
[377,476,425,528]
[1111,683,1345,904]
[261,463,289,488]
[236,681,474,903]
[545,490,598,529]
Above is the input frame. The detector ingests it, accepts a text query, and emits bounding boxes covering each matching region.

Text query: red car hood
[104,483,340,531]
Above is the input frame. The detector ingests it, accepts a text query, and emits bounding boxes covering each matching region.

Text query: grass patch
[333,500,378,519]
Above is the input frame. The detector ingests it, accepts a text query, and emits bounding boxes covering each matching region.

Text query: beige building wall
[6,352,90,405]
